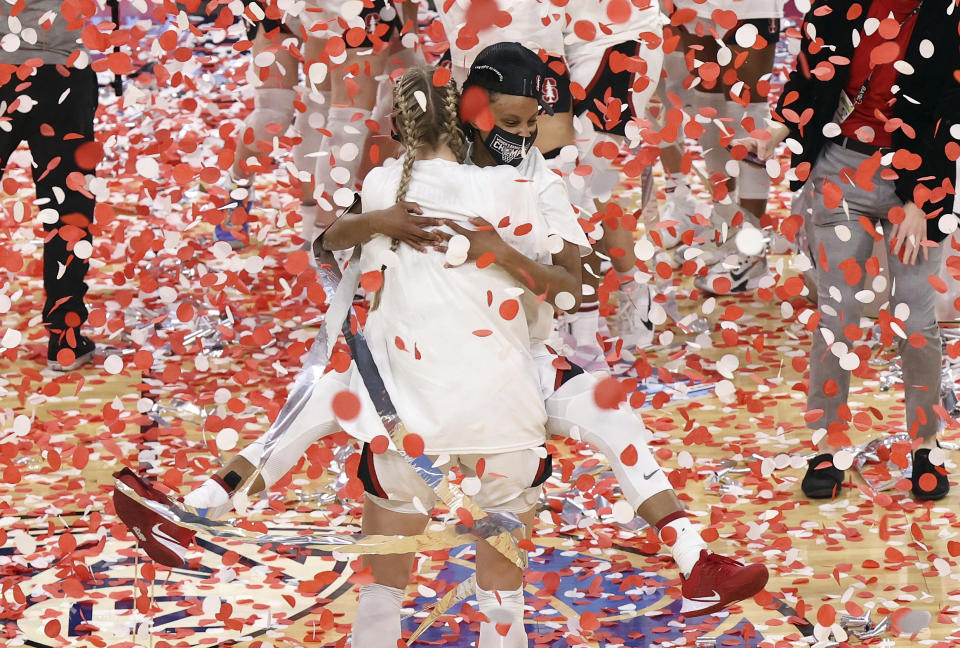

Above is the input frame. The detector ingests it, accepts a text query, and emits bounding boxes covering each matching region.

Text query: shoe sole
[47,349,95,372]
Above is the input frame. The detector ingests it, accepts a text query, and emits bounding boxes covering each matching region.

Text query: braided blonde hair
[392,66,468,203]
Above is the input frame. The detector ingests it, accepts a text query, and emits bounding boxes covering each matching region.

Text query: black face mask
[483,126,536,167]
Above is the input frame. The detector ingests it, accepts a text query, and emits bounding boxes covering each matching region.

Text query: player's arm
[444,218,582,312]
[321,198,445,252]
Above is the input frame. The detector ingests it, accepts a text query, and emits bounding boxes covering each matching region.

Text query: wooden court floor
[0,162,958,648]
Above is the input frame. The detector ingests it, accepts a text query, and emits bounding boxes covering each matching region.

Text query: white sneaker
[674,236,735,269]
[656,190,699,249]
[694,252,768,294]
[613,283,655,350]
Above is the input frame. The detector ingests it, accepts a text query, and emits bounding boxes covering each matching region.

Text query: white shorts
[359,446,551,516]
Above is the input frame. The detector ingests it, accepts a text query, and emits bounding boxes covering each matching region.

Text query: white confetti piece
[833,449,854,471]
[611,499,634,524]
[136,157,160,180]
[214,388,231,404]
[839,351,860,371]
[0,329,21,349]
[461,477,481,496]
[445,234,469,266]
[216,428,238,451]
[715,380,736,403]
[244,255,265,274]
[734,22,759,48]
[833,224,851,242]
[13,414,30,436]
[38,208,59,225]
[14,530,36,556]
[717,354,739,379]
[929,447,946,466]
[765,158,780,178]
[701,297,716,315]
[103,355,124,374]
[822,122,842,138]
[735,227,765,256]
[339,142,359,162]
[333,187,355,207]
[634,237,655,262]
[554,291,575,311]
[677,450,693,469]
[330,166,351,185]
[658,330,674,346]
[201,595,220,617]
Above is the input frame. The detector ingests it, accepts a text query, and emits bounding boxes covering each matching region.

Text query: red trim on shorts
[654,509,686,532]
[210,474,234,495]
[362,444,389,500]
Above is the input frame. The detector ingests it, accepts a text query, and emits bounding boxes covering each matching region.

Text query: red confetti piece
[499,299,519,320]
[402,433,424,458]
[332,390,361,421]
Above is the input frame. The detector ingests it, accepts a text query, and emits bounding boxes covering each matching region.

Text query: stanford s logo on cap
[364,12,381,33]
[541,77,559,106]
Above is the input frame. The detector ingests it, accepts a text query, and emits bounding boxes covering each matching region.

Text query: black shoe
[911,448,950,501]
[801,453,845,499]
[47,333,95,371]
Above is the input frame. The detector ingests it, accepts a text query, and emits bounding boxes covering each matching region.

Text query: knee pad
[313,105,372,207]
[693,91,730,180]
[733,101,773,201]
[242,88,296,149]
[293,90,330,176]
[545,372,673,509]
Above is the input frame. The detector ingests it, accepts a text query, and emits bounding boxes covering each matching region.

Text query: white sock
[314,106,372,211]
[183,477,231,512]
[352,583,404,648]
[659,516,706,577]
[476,586,526,648]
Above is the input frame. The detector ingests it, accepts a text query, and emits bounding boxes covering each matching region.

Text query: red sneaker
[680,550,769,617]
[113,468,196,568]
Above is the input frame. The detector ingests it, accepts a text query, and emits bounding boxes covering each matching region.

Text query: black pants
[0,65,98,335]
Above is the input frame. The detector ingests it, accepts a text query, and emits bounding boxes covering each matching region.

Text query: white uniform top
[563,0,665,63]
[436,0,566,80]
[342,158,550,454]
[670,0,786,21]
[512,150,591,349]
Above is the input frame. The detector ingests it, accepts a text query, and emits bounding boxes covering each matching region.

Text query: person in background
[0,2,101,371]
[735,0,959,501]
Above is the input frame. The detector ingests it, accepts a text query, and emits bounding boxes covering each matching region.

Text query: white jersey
[343,158,550,454]
[436,0,566,80]
[563,0,665,62]
[670,0,786,21]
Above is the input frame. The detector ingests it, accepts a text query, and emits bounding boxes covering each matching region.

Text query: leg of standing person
[803,143,901,497]
[20,66,99,370]
[881,215,948,499]
[217,23,299,249]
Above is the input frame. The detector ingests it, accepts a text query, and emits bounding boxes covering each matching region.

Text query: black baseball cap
[462,42,554,115]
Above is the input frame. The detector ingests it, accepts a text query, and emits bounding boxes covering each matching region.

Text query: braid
[391,67,468,200]
[441,82,468,163]
[394,76,424,203]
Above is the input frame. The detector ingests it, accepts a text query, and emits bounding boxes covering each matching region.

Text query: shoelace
[701,552,744,573]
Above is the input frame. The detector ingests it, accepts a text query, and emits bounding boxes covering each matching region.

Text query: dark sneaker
[801,453,845,499]
[47,333,95,371]
[681,550,769,617]
[113,468,196,568]
[912,448,949,501]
